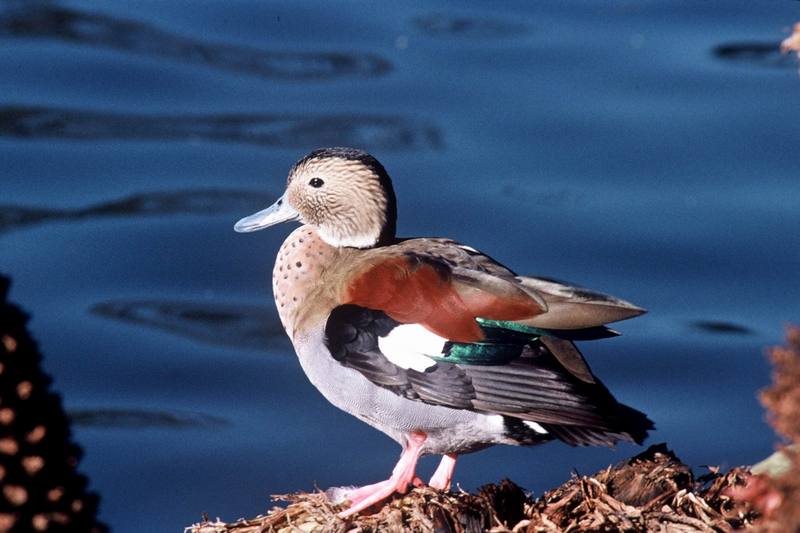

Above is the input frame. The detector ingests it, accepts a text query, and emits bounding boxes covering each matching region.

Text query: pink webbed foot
[342,479,394,506]
[428,453,457,491]
[338,432,427,518]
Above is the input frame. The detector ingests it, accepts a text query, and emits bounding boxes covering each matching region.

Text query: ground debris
[186,486,500,532]
[186,445,759,533]
[526,444,756,532]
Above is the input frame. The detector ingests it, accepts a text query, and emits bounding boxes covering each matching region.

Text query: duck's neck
[272,225,342,339]
[315,211,397,249]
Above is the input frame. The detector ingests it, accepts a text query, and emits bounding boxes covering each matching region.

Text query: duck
[234,147,653,517]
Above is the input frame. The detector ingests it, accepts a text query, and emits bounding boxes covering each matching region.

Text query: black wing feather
[324,304,653,447]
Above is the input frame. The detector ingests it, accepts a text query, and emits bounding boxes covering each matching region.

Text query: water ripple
[90,299,283,352]
[69,408,229,429]
[412,13,528,39]
[712,41,794,68]
[0,4,391,80]
[0,189,275,234]
[0,106,443,150]
[689,320,755,336]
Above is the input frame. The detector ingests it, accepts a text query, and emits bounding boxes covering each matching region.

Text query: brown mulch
[527,444,755,532]
[186,444,758,533]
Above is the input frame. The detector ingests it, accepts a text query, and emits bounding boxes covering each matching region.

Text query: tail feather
[482,337,654,448]
[540,402,653,447]
[514,276,646,330]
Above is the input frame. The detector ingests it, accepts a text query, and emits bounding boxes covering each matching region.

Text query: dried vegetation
[188,444,758,532]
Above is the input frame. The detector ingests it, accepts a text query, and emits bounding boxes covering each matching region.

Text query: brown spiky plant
[781,23,800,57]
[750,326,800,531]
[0,276,105,533]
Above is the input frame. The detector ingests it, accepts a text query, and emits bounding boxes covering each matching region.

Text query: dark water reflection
[0,189,274,234]
[0,4,390,80]
[712,42,794,67]
[69,408,229,429]
[690,320,755,336]
[0,106,442,151]
[91,300,284,352]
[412,13,527,38]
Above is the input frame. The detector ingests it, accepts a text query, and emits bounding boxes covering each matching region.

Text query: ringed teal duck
[235,147,653,517]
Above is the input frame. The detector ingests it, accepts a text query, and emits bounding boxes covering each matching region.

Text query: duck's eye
[309,177,324,188]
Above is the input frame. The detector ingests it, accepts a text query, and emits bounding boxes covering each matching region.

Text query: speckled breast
[272,225,339,339]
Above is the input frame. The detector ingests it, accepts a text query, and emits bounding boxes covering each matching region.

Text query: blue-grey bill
[234,193,301,233]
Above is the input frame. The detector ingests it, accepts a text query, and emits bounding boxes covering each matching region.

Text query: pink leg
[428,453,457,491]
[339,432,426,518]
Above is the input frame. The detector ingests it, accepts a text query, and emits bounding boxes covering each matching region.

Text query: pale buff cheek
[288,186,337,227]
[289,160,386,235]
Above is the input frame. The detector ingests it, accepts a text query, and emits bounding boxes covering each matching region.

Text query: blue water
[2,1,799,531]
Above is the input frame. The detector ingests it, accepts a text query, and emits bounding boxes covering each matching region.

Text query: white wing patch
[523,420,549,434]
[378,324,447,372]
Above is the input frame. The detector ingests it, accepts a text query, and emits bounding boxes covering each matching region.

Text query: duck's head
[235,147,397,248]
